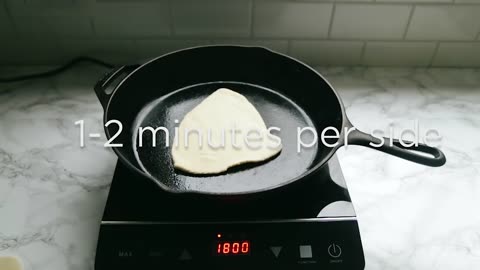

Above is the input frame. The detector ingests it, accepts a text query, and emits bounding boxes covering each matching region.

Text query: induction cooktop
[94,154,365,269]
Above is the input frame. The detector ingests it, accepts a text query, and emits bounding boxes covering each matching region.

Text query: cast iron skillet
[94,45,446,195]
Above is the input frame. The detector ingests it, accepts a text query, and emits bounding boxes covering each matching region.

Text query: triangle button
[270,246,283,258]
[179,249,192,260]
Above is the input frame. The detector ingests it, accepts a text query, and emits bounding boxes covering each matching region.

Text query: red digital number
[216,241,250,255]
[223,243,230,254]
[241,241,249,253]
[232,243,240,254]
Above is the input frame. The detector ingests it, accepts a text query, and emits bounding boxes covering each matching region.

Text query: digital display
[215,241,250,255]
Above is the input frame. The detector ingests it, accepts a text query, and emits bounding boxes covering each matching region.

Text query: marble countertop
[0,66,479,270]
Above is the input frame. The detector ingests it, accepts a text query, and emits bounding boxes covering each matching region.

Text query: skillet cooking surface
[133,81,319,193]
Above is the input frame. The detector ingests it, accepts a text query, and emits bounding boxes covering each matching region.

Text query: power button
[327,244,342,258]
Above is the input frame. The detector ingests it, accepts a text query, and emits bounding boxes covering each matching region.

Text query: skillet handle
[94,65,139,109]
[346,128,446,167]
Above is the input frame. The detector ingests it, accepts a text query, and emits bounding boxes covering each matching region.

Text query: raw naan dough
[0,257,22,270]
[172,88,282,174]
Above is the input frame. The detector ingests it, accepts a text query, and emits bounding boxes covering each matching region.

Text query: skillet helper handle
[94,65,139,108]
[347,129,446,167]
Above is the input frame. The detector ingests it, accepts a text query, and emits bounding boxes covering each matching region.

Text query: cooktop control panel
[95,218,365,269]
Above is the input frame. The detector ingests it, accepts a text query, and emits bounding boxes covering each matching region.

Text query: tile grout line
[3,1,12,21]
[360,41,367,66]
[4,0,19,37]
[250,0,256,39]
[428,41,441,67]
[327,3,336,39]
[168,0,176,36]
[256,0,479,5]
[21,36,480,44]
[89,12,96,37]
[402,5,415,40]
[7,34,480,44]
[218,36,439,42]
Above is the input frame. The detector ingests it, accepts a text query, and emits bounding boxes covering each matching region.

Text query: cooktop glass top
[102,155,356,222]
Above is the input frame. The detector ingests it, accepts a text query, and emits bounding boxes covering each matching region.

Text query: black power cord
[0,57,114,83]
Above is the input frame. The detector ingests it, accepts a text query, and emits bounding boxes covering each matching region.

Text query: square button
[299,245,312,259]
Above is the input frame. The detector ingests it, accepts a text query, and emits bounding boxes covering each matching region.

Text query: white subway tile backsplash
[377,0,452,2]
[58,39,137,65]
[211,40,289,53]
[25,0,74,5]
[290,40,364,66]
[133,40,211,61]
[6,0,90,16]
[297,0,373,2]
[454,0,480,3]
[94,3,170,37]
[432,42,480,67]
[331,4,412,40]
[406,6,480,40]
[172,0,251,37]
[96,0,161,2]
[14,16,93,38]
[0,5,14,36]
[0,39,64,64]
[363,42,436,66]
[254,2,333,38]
[1,0,480,67]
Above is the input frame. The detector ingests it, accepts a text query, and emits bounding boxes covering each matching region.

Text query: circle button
[327,244,342,258]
